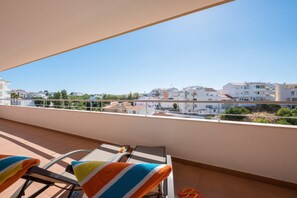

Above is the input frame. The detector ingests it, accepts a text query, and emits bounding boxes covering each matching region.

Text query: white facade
[223,82,275,102]
[161,88,179,109]
[136,96,158,114]
[148,88,178,109]
[11,89,28,99]
[177,86,221,114]
[11,99,34,107]
[70,92,84,96]
[28,92,47,99]
[275,83,297,102]
[89,94,103,101]
[0,78,10,105]
[126,106,154,115]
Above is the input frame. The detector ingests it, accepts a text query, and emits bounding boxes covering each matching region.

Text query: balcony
[0,103,297,197]
[1,0,297,197]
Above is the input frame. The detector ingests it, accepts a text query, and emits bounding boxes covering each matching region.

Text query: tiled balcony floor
[0,118,296,198]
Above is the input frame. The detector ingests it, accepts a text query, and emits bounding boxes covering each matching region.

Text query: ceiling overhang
[0,0,232,71]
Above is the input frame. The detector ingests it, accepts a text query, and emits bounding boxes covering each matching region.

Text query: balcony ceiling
[0,0,231,72]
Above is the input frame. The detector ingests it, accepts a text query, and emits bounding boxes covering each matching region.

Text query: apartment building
[70,92,84,96]
[0,78,10,105]
[223,82,275,101]
[136,96,159,110]
[11,89,28,99]
[149,88,179,109]
[177,86,221,114]
[275,83,297,102]
[103,101,154,115]
[28,91,47,99]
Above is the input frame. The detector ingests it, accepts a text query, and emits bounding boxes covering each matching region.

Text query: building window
[256,85,265,89]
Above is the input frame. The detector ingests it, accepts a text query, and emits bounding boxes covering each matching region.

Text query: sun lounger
[9,144,174,198]
[126,146,175,198]
[11,144,130,198]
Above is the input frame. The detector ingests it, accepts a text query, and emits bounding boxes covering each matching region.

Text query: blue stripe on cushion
[100,163,159,198]
[71,161,84,167]
[0,156,28,172]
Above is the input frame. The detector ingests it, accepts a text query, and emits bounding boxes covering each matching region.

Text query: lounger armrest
[166,155,175,198]
[24,166,80,186]
[43,149,92,169]
[110,152,131,162]
[65,152,132,174]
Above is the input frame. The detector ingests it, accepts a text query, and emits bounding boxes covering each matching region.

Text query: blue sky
[1,0,297,94]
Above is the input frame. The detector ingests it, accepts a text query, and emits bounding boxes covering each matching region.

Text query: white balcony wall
[0,105,296,184]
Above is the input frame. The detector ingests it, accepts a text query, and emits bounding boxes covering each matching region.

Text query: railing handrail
[4,98,297,105]
[2,98,297,126]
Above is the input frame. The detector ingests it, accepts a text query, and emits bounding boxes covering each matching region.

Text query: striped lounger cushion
[72,161,172,198]
[0,155,40,193]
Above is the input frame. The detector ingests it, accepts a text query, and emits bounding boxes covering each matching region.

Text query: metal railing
[1,98,297,125]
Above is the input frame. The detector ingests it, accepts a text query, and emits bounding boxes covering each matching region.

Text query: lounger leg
[15,179,30,198]
[27,184,51,198]
[67,185,77,198]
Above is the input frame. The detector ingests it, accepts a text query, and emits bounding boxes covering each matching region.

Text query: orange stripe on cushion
[0,155,39,193]
[130,165,172,198]
[82,162,131,197]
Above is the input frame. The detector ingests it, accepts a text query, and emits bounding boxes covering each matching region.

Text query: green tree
[132,92,140,99]
[254,118,270,123]
[61,89,68,99]
[291,107,297,116]
[51,91,62,108]
[11,92,19,99]
[276,107,297,125]
[173,103,178,111]
[276,108,292,117]
[127,92,133,100]
[32,97,44,107]
[222,107,249,121]
[259,104,281,113]
[277,119,291,125]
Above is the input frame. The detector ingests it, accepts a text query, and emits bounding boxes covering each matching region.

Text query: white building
[178,86,221,115]
[160,88,179,109]
[11,89,28,99]
[70,92,84,96]
[28,91,47,99]
[89,94,103,101]
[11,99,34,107]
[125,105,154,115]
[275,83,297,102]
[223,82,275,102]
[103,101,154,115]
[0,78,10,105]
[149,88,179,109]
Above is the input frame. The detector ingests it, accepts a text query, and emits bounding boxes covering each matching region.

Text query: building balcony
[0,103,296,197]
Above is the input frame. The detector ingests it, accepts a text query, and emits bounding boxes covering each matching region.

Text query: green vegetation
[101,92,140,100]
[276,119,291,125]
[206,115,214,119]
[48,89,68,108]
[11,92,19,99]
[222,106,297,125]
[32,97,44,107]
[276,107,297,125]
[173,103,178,111]
[222,107,249,121]
[254,118,270,123]
[32,90,140,111]
[258,104,281,113]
